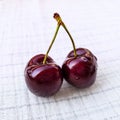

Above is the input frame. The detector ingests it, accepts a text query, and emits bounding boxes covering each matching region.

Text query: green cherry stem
[43,13,77,64]
[54,13,77,57]
[43,23,60,64]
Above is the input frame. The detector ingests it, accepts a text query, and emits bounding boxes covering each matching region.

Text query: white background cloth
[0,0,120,120]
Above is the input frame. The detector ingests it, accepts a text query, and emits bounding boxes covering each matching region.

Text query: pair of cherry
[24,13,97,97]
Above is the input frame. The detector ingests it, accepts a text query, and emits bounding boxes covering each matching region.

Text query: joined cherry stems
[43,13,77,64]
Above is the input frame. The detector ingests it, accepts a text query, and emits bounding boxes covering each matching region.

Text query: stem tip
[53,13,63,25]
[53,13,60,19]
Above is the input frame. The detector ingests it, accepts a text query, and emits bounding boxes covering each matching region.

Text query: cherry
[54,13,97,88]
[62,48,97,88]
[24,54,63,97]
[24,14,63,97]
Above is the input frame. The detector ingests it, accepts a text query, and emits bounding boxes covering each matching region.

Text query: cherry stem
[43,13,77,64]
[54,13,77,57]
[43,23,60,64]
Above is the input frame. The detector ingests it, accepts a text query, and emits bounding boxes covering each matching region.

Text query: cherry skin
[24,54,63,97]
[62,48,97,88]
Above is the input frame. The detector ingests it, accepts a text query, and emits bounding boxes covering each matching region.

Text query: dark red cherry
[62,48,97,88]
[24,54,63,97]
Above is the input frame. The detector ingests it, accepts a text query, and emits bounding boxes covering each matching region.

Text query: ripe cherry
[24,14,63,97]
[54,13,97,88]
[24,54,63,97]
[62,48,97,88]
